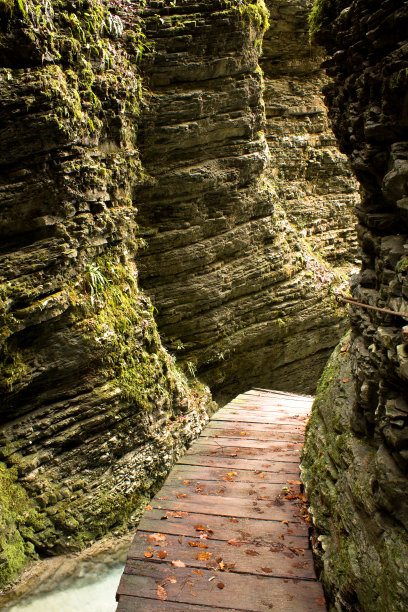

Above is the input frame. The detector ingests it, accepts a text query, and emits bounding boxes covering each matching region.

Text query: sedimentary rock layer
[302,1,408,609]
[0,0,213,587]
[136,0,358,403]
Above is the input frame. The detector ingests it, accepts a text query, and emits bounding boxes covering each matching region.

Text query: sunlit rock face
[302,1,408,609]
[136,0,358,404]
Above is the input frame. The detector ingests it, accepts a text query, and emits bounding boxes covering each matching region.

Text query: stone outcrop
[0,0,213,587]
[135,0,358,404]
[302,1,408,609]
[261,0,358,263]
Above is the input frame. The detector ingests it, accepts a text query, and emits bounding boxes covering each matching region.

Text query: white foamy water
[6,565,123,612]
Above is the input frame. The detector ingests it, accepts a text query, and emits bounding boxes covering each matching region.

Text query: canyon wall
[0,0,215,587]
[302,0,408,609]
[0,0,359,589]
[136,0,358,403]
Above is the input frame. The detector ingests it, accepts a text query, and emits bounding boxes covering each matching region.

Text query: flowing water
[1,536,132,612]
[6,565,123,612]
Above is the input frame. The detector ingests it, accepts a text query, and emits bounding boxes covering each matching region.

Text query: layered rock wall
[136,0,358,403]
[302,1,408,609]
[0,0,213,587]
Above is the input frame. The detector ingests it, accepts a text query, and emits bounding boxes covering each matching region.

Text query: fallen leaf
[281,520,289,525]
[227,472,237,476]
[157,550,168,559]
[167,576,177,584]
[166,511,185,518]
[229,518,238,523]
[171,560,186,567]
[239,431,247,436]
[245,549,260,556]
[177,493,187,499]
[217,582,225,589]
[191,569,203,576]
[145,505,152,511]
[316,598,326,607]
[287,480,302,485]
[194,525,207,532]
[188,541,207,548]
[222,476,235,482]
[342,379,349,383]
[226,563,236,570]
[157,585,167,601]
[218,560,225,570]
[196,552,212,561]
[183,480,191,485]
[144,551,153,558]
[227,539,244,547]
[261,567,272,573]
[148,533,166,542]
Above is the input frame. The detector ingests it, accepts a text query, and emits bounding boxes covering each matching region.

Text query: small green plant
[186,361,197,377]
[309,0,332,40]
[84,262,110,305]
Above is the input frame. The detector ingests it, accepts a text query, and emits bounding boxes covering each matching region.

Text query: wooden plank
[183,444,301,463]
[116,596,240,611]
[116,389,326,611]
[157,479,299,500]
[138,509,308,541]
[168,464,301,483]
[117,563,326,612]
[150,493,304,523]
[128,532,315,580]
[212,413,308,425]
[177,454,300,474]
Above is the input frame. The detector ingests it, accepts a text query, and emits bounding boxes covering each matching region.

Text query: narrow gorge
[0,0,407,610]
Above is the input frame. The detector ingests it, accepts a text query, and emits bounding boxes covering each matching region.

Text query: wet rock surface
[302,1,408,609]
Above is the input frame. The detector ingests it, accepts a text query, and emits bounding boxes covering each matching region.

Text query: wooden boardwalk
[116,388,326,611]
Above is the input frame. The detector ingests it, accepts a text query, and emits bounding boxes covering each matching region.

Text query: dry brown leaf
[191,569,203,576]
[222,476,235,482]
[196,551,212,561]
[157,550,168,559]
[229,518,238,523]
[188,541,207,548]
[145,505,152,511]
[157,585,167,601]
[194,525,207,531]
[183,480,190,484]
[171,560,186,567]
[167,576,177,584]
[316,598,326,607]
[148,533,166,542]
[245,549,260,556]
[227,539,244,547]
[261,567,272,573]
[144,551,153,558]
[177,493,187,499]
[217,582,225,589]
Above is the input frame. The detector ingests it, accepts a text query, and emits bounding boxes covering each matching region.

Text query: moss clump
[0,463,40,587]
[224,0,269,33]
[309,0,332,40]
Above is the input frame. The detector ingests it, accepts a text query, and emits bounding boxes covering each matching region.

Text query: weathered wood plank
[128,532,315,580]
[116,389,326,611]
[117,563,325,611]
[138,509,308,541]
[168,464,300,483]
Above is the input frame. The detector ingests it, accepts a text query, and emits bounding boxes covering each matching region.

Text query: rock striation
[136,0,358,404]
[0,0,213,587]
[302,1,408,609]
